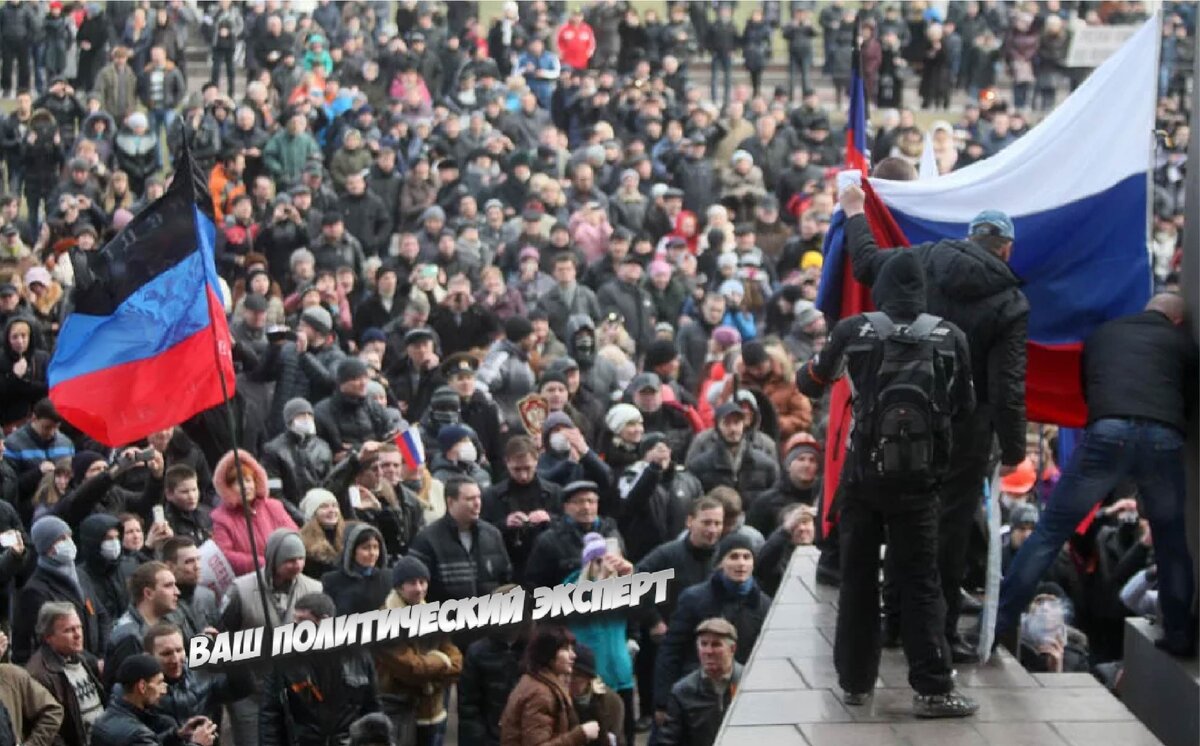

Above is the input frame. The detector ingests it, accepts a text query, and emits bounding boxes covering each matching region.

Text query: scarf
[719,571,754,597]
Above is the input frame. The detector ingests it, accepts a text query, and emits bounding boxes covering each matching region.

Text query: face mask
[99,538,122,561]
[290,418,317,437]
[52,539,77,564]
[549,432,571,454]
[456,442,478,463]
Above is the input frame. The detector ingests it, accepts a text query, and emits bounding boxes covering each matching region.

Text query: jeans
[710,53,732,105]
[788,51,813,98]
[835,487,953,696]
[997,418,1194,647]
[211,47,236,95]
[149,108,177,169]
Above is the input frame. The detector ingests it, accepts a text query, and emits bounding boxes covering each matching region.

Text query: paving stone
[717,725,809,745]
[766,603,839,629]
[973,722,1069,745]
[1032,672,1105,688]
[799,723,902,746]
[890,722,988,746]
[1051,720,1164,746]
[959,687,1139,723]
[741,659,807,691]
[790,656,882,690]
[753,630,834,659]
[841,688,919,723]
[726,690,853,726]
[954,656,1040,688]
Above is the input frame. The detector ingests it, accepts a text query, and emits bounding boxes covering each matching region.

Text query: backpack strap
[907,313,943,340]
[863,311,895,339]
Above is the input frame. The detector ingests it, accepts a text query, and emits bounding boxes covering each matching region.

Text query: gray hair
[36,602,79,638]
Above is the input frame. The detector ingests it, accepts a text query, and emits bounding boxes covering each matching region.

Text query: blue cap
[968,210,1015,241]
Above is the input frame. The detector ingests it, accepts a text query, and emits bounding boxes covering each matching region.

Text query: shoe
[881,617,901,649]
[843,690,873,706]
[913,690,980,718]
[949,637,979,664]
[634,716,653,733]
[959,589,983,615]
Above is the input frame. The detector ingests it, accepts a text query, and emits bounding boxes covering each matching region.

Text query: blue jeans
[710,54,731,105]
[997,418,1193,646]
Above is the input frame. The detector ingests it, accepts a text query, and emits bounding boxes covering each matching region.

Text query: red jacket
[556,21,596,70]
[209,451,298,575]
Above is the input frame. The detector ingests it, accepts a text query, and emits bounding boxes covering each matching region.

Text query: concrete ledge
[1119,617,1199,746]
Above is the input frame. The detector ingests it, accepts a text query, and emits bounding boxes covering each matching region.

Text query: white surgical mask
[99,538,122,561]
[550,432,571,454]
[290,418,317,437]
[456,442,478,463]
[52,539,77,563]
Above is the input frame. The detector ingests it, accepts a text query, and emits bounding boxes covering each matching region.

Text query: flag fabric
[919,131,938,179]
[868,17,1157,426]
[396,425,425,470]
[48,142,235,446]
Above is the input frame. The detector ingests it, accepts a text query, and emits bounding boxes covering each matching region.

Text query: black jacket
[339,190,393,258]
[654,572,770,710]
[408,514,512,604]
[685,434,779,505]
[313,390,393,454]
[261,430,334,506]
[658,662,743,746]
[846,213,1026,465]
[747,477,819,537]
[458,634,526,746]
[523,516,625,590]
[75,513,136,624]
[260,650,380,746]
[428,305,500,358]
[321,523,391,615]
[481,476,562,584]
[154,665,254,730]
[635,536,718,629]
[1081,310,1197,434]
[617,462,700,564]
[597,279,656,355]
[386,355,446,424]
[250,340,346,435]
[13,566,108,665]
[91,697,201,746]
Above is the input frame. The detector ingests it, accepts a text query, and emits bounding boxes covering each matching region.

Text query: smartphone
[0,531,18,549]
[605,537,620,557]
[348,485,362,509]
[152,505,166,525]
[137,448,156,463]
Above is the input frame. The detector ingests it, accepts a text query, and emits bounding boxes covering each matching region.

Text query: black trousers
[936,412,992,639]
[1,43,30,92]
[834,487,953,696]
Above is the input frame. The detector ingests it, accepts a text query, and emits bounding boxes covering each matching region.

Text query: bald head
[1146,293,1186,324]
[871,157,918,181]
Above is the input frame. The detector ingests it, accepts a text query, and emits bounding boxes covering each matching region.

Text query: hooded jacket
[74,513,135,624]
[221,528,323,634]
[209,451,298,575]
[846,213,1026,465]
[321,523,391,615]
[262,428,335,506]
[0,316,50,426]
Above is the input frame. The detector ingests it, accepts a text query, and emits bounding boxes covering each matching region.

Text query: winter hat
[801,252,824,271]
[581,532,607,565]
[1000,458,1037,494]
[391,555,430,587]
[711,325,741,349]
[731,149,753,165]
[505,315,534,343]
[639,431,668,457]
[573,642,598,677]
[718,279,745,298]
[717,532,756,562]
[793,300,823,329]
[31,516,71,557]
[24,267,52,288]
[437,424,472,452]
[421,205,446,223]
[300,306,334,335]
[275,531,307,563]
[648,260,672,278]
[337,358,370,384]
[349,713,395,746]
[871,250,925,316]
[300,488,339,522]
[71,451,106,485]
[283,398,313,424]
[782,433,822,468]
[1009,503,1039,529]
[605,403,642,433]
[717,252,739,270]
[644,339,678,370]
[115,654,162,687]
[126,112,149,131]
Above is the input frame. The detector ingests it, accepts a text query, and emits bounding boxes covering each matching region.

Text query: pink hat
[112,208,134,231]
[648,260,672,277]
[712,325,741,348]
[24,266,52,288]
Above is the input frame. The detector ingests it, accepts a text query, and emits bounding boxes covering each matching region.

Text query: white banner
[198,539,236,599]
[1065,24,1141,68]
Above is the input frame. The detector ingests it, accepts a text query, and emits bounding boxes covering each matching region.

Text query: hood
[30,109,57,133]
[340,522,385,573]
[542,411,575,450]
[925,239,1021,303]
[213,451,269,509]
[871,250,926,318]
[82,110,116,135]
[565,313,595,357]
[264,528,302,579]
[79,513,120,567]
[3,315,41,359]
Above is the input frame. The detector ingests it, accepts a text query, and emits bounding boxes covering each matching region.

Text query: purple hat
[581,532,607,565]
[712,325,742,348]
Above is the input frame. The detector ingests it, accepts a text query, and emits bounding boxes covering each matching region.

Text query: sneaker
[913,690,980,718]
[843,690,873,706]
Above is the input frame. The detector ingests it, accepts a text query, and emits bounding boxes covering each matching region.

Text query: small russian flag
[396,425,425,470]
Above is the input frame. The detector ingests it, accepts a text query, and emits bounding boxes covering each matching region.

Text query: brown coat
[739,350,813,442]
[25,645,104,746]
[0,661,66,746]
[373,591,463,725]
[574,681,626,746]
[499,672,588,746]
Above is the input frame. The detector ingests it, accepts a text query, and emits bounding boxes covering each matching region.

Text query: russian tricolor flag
[48,142,235,446]
[396,424,425,470]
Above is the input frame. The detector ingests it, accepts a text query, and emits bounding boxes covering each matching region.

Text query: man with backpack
[798,250,978,718]
[841,184,1029,662]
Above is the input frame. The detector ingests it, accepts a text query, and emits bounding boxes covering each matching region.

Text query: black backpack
[852,312,953,490]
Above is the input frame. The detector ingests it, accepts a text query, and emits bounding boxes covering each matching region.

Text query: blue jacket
[564,568,634,692]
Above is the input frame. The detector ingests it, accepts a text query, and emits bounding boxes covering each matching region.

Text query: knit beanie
[300,488,339,522]
[71,451,105,485]
[283,398,313,424]
[337,358,370,384]
[275,532,307,563]
[31,516,71,557]
[605,403,642,433]
[437,424,472,452]
[581,532,607,566]
[717,532,755,562]
[391,556,431,587]
[643,339,678,370]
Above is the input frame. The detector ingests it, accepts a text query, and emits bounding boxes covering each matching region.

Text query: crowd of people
[0,0,1192,745]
